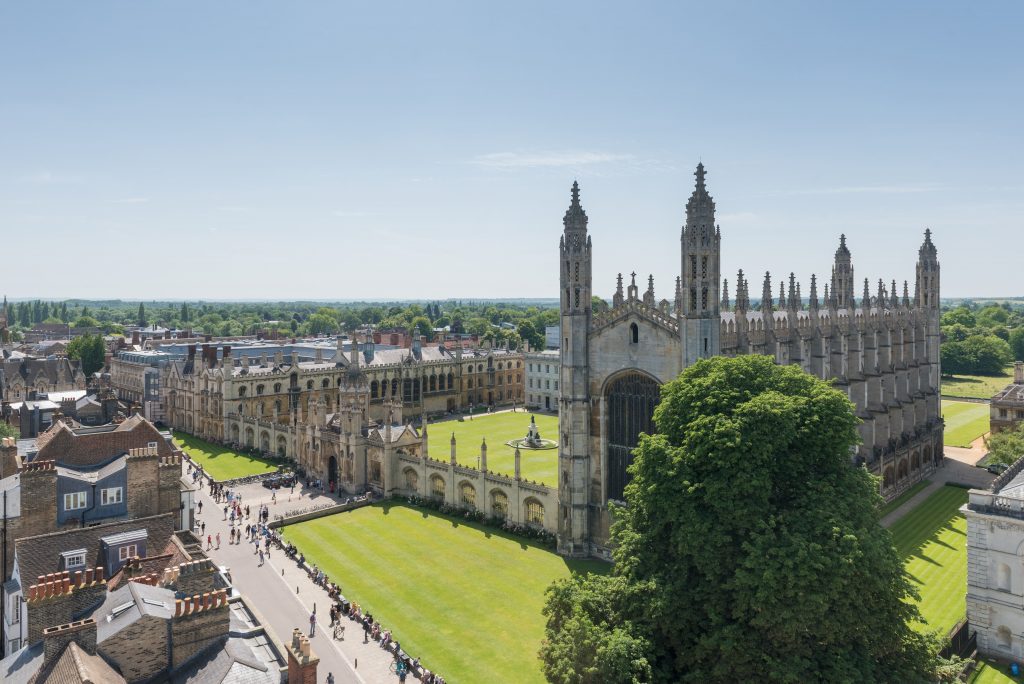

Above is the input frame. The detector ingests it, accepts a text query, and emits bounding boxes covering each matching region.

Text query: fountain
[506,415,557,450]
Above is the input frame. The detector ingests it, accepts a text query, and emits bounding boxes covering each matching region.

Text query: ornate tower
[680,163,721,366]
[557,181,592,557]
[831,234,856,309]
[916,229,942,401]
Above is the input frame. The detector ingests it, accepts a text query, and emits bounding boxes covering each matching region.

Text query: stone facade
[525,350,560,411]
[965,462,1024,659]
[0,356,85,403]
[557,166,944,557]
[164,341,524,450]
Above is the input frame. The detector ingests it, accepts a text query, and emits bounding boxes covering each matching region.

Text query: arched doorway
[328,455,338,490]
[605,371,661,502]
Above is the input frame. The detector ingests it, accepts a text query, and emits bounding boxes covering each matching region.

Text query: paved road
[189,470,398,684]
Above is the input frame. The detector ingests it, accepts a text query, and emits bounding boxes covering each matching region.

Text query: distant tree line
[940,302,1023,376]
[4,299,559,350]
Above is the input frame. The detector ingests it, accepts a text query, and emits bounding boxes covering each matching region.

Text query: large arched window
[998,562,1012,592]
[404,468,418,491]
[491,490,508,519]
[256,384,264,395]
[605,371,660,502]
[460,482,476,508]
[430,475,446,500]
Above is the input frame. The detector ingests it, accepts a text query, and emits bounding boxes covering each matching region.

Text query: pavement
[188,468,399,684]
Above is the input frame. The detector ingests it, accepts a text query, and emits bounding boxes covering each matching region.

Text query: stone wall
[26,568,107,647]
[170,589,230,670]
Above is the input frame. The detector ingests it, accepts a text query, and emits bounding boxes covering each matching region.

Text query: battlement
[161,558,213,586]
[173,588,228,617]
[22,459,56,473]
[28,567,106,601]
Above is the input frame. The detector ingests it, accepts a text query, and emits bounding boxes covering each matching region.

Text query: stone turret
[680,162,722,365]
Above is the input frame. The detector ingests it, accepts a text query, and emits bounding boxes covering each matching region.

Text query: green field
[942,369,1014,400]
[891,485,969,633]
[283,504,606,684]
[942,400,991,448]
[879,480,931,518]
[173,430,279,481]
[432,410,558,485]
[971,660,1020,683]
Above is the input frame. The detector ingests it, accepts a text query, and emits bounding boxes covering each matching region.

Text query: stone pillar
[480,438,487,473]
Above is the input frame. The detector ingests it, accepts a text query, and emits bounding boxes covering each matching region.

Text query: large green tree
[986,424,1024,467]
[541,355,939,683]
[66,334,106,377]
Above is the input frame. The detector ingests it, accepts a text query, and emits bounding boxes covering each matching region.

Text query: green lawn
[172,430,279,481]
[942,369,1015,400]
[283,503,606,684]
[942,400,991,448]
[432,410,558,485]
[879,480,931,518]
[971,659,1021,683]
[891,485,969,633]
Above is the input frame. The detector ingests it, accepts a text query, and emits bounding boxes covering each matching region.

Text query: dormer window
[118,544,138,562]
[61,549,87,570]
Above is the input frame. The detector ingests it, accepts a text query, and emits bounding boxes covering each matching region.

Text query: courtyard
[173,430,280,481]
[432,410,558,485]
[891,485,970,633]
[281,503,606,684]
[942,400,991,448]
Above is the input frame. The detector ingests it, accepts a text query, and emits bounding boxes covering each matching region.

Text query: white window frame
[63,491,87,511]
[64,552,86,569]
[118,544,138,561]
[100,487,123,506]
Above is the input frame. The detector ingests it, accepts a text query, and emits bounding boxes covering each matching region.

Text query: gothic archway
[328,455,338,488]
[605,370,661,502]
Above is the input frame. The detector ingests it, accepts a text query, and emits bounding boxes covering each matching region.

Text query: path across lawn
[282,502,606,684]
[173,430,280,481]
[890,485,969,633]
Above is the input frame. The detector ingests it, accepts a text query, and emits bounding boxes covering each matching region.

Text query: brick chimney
[131,331,140,346]
[286,628,320,684]
[0,436,18,478]
[42,618,98,661]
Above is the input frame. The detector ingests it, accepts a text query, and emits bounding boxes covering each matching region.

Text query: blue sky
[2,2,1021,300]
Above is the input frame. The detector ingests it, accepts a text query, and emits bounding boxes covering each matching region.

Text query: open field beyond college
[282,503,607,684]
[891,485,969,634]
[433,410,558,485]
[943,369,1015,400]
[173,430,279,481]
[942,400,991,448]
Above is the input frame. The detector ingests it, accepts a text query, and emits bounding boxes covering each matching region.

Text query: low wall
[269,497,375,528]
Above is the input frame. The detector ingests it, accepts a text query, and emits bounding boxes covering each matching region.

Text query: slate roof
[0,357,82,389]
[95,581,175,643]
[0,641,44,684]
[34,415,176,466]
[170,635,278,684]
[15,513,176,592]
[37,641,126,684]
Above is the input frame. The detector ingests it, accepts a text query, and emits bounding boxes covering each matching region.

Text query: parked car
[986,462,1009,475]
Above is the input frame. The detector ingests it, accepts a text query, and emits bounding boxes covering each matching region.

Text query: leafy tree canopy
[541,355,939,683]
[986,424,1024,468]
[66,334,106,377]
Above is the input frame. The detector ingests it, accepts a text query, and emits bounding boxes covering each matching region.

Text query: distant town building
[991,361,1024,434]
[0,357,85,404]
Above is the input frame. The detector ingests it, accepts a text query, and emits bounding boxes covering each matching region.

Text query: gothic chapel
[556,164,943,557]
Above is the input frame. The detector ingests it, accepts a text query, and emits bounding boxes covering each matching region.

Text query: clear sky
[2,2,1021,301]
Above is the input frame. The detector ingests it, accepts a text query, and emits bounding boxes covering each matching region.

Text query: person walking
[223,505,228,520]
[326,673,334,684]
[215,532,221,549]
[206,535,212,550]
[201,521,206,537]
[309,611,316,637]
[258,549,264,566]
[197,500,203,514]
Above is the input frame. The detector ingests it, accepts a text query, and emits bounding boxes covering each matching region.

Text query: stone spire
[862,278,871,310]
[796,281,802,310]
[809,274,819,310]
[787,273,798,311]
[824,282,831,309]
[643,274,655,306]
[916,228,940,309]
[890,279,899,309]
[721,278,730,311]
[903,280,911,308]
[735,270,749,312]
[833,234,855,309]
[761,272,773,312]
[674,276,683,313]
[627,272,639,300]
[778,281,786,310]
[613,273,624,308]
[877,278,886,307]
[563,180,588,233]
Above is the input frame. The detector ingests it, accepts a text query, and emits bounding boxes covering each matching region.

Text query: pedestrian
[206,535,212,550]
[309,611,316,637]
[197,500,203,514]
[246,523,251,538]
[258,549,264,566]
[272,491,276,504]
[223,505,228,520]
[215,532,221,549]
[201,521,206,536]
[326,673,334,684]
